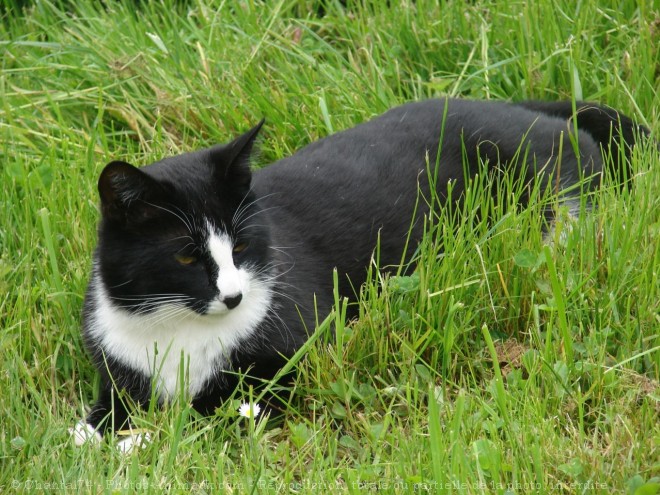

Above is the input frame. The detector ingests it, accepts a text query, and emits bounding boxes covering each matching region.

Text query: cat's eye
[175,254,197,265]
[233,242,248,254]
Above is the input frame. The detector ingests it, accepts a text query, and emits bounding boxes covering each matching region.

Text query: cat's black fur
[78,98,650,437]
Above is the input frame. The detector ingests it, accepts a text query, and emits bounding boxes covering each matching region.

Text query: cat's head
[94,121,272,317]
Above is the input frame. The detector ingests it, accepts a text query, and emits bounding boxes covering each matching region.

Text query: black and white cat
[72,99,648,448]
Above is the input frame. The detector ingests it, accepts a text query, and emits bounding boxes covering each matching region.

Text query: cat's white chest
[87,278,272,399]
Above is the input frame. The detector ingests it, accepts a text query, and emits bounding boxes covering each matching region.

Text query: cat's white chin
[88,272,274,399]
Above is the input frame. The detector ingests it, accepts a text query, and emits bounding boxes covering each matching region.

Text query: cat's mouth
[206,293,243,315]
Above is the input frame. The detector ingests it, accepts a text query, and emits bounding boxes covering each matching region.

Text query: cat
[71,98,649,449]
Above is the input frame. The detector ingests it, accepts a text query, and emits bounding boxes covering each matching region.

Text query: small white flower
[238,402,261,419]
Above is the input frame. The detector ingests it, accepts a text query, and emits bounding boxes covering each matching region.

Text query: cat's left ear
[209,119,264,188]
[98,161,166,224]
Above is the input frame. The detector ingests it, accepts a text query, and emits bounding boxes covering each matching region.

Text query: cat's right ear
[98,161,164,223]
[209,119,265,189]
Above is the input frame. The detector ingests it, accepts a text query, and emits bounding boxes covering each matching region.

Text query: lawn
[1,0,659,493]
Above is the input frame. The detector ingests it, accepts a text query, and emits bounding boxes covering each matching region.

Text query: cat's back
[252,98,561,186]
[251,100,447,203]
[252,99,551,206]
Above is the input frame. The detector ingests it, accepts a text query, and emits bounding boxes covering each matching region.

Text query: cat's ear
[209,119,264,188]
[98,161,165,222]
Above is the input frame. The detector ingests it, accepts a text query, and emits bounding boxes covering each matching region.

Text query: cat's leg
[71,385,152,452]
[69,421,102,446]
[69,381,130,446]
[115,430,151,454]
[69,388,115,446]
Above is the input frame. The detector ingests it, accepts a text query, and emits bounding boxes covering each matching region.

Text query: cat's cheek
[69,421,102,447]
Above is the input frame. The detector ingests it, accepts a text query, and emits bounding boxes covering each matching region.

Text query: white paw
[116,431,151,454]
[69,421,102,447]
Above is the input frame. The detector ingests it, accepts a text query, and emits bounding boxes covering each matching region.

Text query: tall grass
[1,0,659,493]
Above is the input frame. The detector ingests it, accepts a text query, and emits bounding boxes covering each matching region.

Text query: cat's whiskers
[135,296,194,307]
[256,260,292,274]
[232,191,279,227]
[170,235,195,243]
[114,302,189,314]
[111,294,195,305]
[177,242,197,253]
[262,311,296,349]
[267,245,297,262]
[107,279,134,289]
[136,302,195,329]
[160,306,198,328]
[171,204,198,235]
[110,294,196,319]
[264,287,303,309]
[143,201,195,235]
[131,306,189,323]
[233,223,269,237]
[111,293,194,300]
[260,277,298,295]
[256,264,297,289]
[256,253,296,278]
[233,205,282,233]
[268,244,296,252]
[131,299,191,311]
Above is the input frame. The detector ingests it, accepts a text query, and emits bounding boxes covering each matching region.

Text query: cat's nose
[222,293,243,310]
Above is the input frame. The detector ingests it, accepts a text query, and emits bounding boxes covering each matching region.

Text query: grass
[1,0,659,493]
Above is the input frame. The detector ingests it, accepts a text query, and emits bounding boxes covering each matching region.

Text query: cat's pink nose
[223,293,242,310]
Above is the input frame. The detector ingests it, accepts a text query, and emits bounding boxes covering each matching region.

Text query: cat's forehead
[144,150,214,187]
[143,155,245,209]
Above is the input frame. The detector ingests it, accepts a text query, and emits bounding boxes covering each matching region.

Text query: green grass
[1,0,659,493]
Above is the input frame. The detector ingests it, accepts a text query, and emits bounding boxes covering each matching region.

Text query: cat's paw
[116,431,151,454]
[69,421,102,447]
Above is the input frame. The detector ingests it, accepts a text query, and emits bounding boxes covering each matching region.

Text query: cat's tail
[516,100,655,187]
